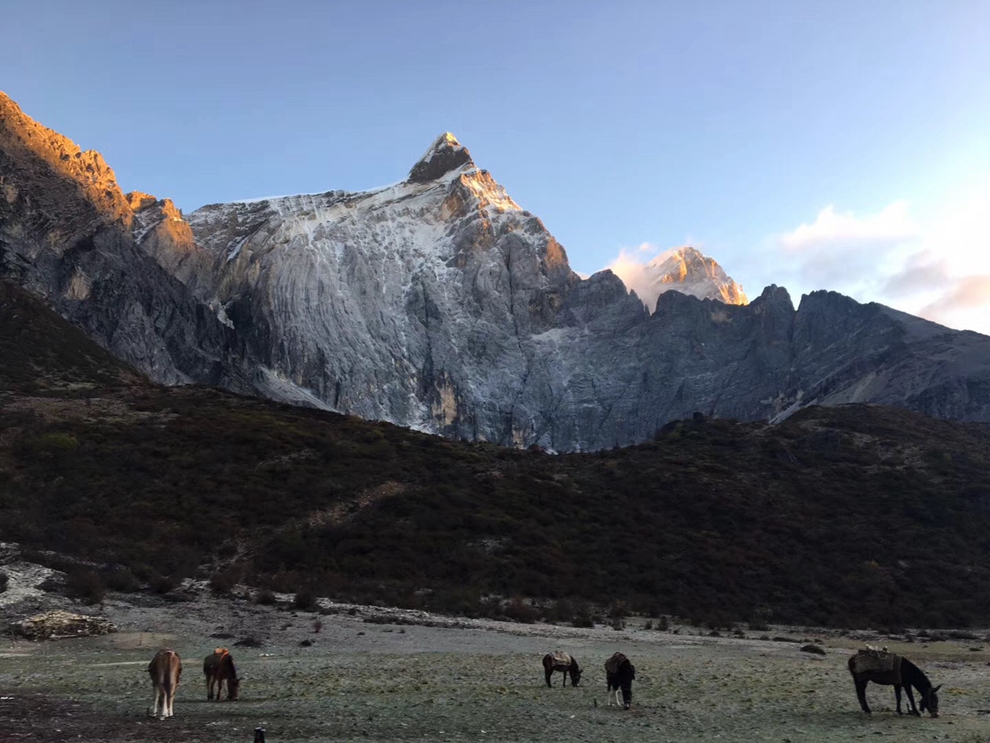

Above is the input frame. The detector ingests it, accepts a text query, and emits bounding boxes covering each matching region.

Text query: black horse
[605,652,635,709]
[848,650,940,717]
[542,651,582,687]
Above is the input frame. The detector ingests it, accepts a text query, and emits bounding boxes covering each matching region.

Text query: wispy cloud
[776,202,919,290]
[920,276,990,321]
[774,191,990,335]
[780,202,918,252]
[606,243,677,310]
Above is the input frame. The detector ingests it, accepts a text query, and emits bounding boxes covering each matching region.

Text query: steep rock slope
[187,133,586,437]
[0,92,250,390]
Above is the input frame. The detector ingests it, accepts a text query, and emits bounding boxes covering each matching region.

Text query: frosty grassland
[2,568,988,743]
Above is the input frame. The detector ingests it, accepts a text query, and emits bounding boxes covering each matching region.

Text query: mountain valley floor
[2,588,989,742]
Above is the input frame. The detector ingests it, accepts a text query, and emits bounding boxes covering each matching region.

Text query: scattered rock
[800,644,826,655]
[15,610,116,640]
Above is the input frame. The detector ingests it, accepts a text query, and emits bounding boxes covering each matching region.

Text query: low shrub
[101,566,140,593]
[210,568,241,595]
[150,574,177,594]
[66,569,105,605]
[502,597,539,624]
[293,590,318,611]
[255,589,277,605]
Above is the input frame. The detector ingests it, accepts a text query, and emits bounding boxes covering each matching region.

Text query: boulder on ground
[15,609,116,640]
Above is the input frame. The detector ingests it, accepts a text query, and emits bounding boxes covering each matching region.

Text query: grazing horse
[542,651,582,687]
[605,652,635,709]
[848,649,941,717]
[204,647,241,701]
[148,649,182,718]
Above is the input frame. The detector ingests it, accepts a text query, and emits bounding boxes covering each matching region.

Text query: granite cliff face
[2,97,990,450]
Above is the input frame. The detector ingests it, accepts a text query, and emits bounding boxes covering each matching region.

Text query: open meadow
[2,591,990,742]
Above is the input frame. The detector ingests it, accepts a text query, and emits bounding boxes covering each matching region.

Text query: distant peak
[408,132,474,183]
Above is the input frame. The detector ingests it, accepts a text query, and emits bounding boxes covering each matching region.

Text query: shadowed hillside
[2,281,990,629]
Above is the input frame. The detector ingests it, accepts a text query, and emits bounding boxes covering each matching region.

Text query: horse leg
[545,666,552,688]
[894,684,903,715]
[903,685,920,716]
[152,686,161,717]
[854,678,871,714]
[562,669,568,688]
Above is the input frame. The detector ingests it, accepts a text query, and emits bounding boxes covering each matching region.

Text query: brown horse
[848,650,941,717]
[542,651,582,687]
[204,647,241,701]
[605,652,635,709]
[148,649,182,718]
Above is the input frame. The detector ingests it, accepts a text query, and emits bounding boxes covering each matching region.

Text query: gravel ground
[2,586,989,742]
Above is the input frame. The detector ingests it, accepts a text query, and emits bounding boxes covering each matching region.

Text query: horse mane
[900,657,932,692]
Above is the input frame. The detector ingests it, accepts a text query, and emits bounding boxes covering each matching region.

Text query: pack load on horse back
[204,647,241,701]
[605,652,635,709]
[848,646,940,717]
[542,650,582,687]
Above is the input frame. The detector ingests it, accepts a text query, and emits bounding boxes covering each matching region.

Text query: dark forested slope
[2,281,989,628]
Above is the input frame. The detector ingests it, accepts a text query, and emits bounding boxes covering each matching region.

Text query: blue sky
[5,0,990,332]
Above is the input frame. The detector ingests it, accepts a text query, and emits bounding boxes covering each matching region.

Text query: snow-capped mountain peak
[408,132,474,183]
[615,246,747,310]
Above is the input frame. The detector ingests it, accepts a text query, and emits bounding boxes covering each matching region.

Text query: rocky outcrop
[408,133,474,183]
[15,610,116,640]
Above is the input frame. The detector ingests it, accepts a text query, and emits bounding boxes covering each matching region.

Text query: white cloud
[780,202,918,252]
[774,202,920,292]
[774,191,990,335]
[606,243,676,310]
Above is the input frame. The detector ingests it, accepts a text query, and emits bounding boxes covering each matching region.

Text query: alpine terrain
[2,93,990,451]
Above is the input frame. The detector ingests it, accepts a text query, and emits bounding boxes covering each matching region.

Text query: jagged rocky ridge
[2,94,990,450]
